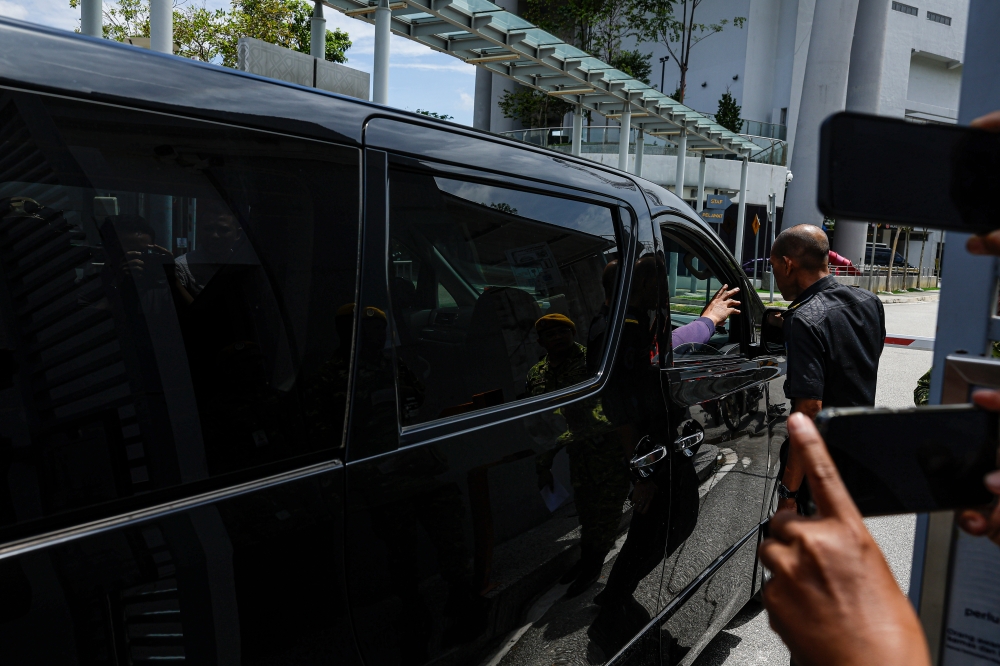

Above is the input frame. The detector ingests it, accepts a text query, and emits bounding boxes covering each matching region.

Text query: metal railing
[500,126,787,165]
[699,115,788,140]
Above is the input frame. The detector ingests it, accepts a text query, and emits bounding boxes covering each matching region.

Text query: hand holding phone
[758,413,931,666]
[813,404,998,517]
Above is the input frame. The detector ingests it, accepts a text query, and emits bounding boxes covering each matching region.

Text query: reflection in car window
[662,229,738,361]
[0,92,359,532]
[388,170,620,425]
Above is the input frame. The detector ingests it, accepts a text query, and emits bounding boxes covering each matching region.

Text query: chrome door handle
[629,445,668,479]
[673,431,704,453]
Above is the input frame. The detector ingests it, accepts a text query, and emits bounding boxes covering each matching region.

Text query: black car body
[0,19,789,665]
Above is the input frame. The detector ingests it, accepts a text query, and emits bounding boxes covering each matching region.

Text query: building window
[891,1,918,16]
[927,11,952,25]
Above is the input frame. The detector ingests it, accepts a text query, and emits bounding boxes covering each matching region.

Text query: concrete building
[473,0,968,269]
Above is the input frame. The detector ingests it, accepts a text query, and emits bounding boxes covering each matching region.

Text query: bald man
[769,224,885,512]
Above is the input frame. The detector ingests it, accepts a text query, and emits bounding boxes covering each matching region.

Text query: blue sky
[0,0,477,124]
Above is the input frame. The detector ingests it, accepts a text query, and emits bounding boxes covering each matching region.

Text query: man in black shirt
[769,224,885,512]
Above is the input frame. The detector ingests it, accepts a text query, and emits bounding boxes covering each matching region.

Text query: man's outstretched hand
[759,413,930,666]
[701,284,741,326]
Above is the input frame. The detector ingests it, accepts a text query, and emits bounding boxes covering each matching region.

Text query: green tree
[610,49,652,84]
[628,0,745,103]
[416,109,454,120]
[525,0,633,65]
[715,87,742,133]
[498,88,573,129]
[70,0,351,67]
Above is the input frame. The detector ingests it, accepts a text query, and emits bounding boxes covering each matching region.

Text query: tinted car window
[388,169,620,426]
[662,227,741,361]
[0,92,359,531]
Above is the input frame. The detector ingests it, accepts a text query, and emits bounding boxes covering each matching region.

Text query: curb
[877,293,940,304]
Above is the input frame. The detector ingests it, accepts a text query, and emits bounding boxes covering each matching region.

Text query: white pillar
[734,156,749,264]
[373,0,392,105]
[81,0,102,37]
[311,1,326,59]
[149,0,172,54]
[617,108,631,172]
[696,154,707,213]
[674,128,687,199]
[783,0,860,227]
[832,0,890,266]
[571,105,583,156]
[634,129,644,177]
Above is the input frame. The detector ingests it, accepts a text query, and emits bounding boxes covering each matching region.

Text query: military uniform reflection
[529,314,630,599]
[334,306,481,662]
[588,254,700,659]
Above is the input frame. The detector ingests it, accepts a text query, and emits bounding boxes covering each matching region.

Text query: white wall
[586,153,786,207]
[651,0,751,114]
[906,54,963,120]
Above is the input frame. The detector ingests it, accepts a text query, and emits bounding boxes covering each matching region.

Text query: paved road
[692,301,938,665]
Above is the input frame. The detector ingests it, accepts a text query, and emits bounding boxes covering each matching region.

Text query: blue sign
[700,209,725,223]
[705,194,731,209]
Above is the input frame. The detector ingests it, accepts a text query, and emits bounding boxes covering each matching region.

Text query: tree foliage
[715,88,742,133]
[70,0,351,67]
[416,109,454,120]
[628,0,745,103]
[525,0,641,67]
[610,49,652,84]
[497,88,573,129]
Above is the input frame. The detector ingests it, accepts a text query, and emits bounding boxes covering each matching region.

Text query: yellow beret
[335,303,355,318]
[535,313,576,333]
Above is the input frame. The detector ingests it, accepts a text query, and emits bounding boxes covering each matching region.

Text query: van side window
[661,227,743,361]
[388,169,620,426]
[0,92,359,531]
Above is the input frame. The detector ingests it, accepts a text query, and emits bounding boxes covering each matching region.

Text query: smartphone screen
[817,112,1000,233]
[814,405,998,516]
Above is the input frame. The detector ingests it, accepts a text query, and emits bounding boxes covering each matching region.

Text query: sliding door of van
[344,137,672,665]
[0,90,361,664]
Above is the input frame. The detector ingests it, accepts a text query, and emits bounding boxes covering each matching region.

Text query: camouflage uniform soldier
[528,313,630,598]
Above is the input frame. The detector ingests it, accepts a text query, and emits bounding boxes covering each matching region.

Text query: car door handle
[673,431,704,453]
[629,445,668,479]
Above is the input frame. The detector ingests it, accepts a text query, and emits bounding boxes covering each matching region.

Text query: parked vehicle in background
[865,244,914,267]
[0,18,789,666]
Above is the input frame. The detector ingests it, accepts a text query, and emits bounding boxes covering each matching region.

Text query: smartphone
[817,112,1000,233]
[812,404,998,517]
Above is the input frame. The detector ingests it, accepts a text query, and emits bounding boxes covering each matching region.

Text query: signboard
[942,532,1000,665]
[752,214,761,235]
[506,242,564,291]
[705,194,732,209]
[700,209,725,224]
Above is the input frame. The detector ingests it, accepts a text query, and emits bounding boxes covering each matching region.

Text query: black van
[0,18,788,665]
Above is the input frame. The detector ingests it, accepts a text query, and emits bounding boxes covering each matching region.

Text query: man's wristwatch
[778,483,799,500]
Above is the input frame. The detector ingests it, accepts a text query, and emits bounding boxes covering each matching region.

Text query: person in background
[174,199,245,299]
[769,224,885,512]
[762,109,1000,666]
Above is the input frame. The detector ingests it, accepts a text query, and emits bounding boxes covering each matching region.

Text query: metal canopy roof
[324,0,757,157]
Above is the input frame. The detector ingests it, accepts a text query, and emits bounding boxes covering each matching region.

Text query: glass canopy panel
[481,10,534,30]
[449,0,506,13]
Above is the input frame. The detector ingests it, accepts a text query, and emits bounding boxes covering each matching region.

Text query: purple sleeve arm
[671,317,716,347]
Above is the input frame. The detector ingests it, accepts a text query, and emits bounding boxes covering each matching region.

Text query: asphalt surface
[692,301,939,665]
